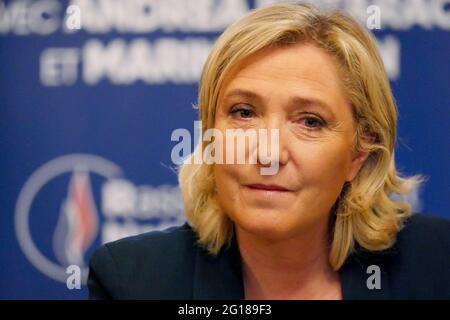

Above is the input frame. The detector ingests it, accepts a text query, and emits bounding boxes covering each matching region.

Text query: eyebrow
[223,89,260,100]
[223,88,335,116]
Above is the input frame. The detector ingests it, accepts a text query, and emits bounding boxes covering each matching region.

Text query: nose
[256,116,289,171]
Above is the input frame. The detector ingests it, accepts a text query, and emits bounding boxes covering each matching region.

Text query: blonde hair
[178,3,422,270]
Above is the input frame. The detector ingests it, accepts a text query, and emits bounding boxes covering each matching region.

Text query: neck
[235,220,341,300]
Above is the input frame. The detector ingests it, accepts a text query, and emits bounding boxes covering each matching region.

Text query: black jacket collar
[192,233,394,299]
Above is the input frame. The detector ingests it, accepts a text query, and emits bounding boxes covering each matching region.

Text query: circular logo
[15,154,123,284]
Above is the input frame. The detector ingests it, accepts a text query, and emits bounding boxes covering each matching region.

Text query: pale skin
[213,43,369,299]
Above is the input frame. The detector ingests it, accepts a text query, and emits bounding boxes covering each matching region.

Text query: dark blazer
[87,214,450,299]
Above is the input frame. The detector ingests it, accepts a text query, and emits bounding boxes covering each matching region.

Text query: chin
[231,207,301,241]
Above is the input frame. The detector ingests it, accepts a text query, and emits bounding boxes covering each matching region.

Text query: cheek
[213,164,247,221]
[214,164,241,197]
[295,139,353,185]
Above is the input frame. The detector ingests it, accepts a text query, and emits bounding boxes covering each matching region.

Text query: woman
[88,3,450,299]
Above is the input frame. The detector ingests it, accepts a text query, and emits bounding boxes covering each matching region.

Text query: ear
[346,150,370,182]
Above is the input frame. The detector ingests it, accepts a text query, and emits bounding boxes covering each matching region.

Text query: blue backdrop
[1,0,449,299]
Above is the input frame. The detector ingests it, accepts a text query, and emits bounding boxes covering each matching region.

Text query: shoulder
[87,222,200,299]
[384,213,450,298]
[396,213,450,250]
[342,213,450,299]
[99,222,198,263]
[354,213,450,260]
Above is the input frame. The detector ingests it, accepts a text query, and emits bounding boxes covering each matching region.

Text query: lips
[246,183,290,192]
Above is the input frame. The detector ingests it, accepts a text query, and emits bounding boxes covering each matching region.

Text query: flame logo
[53,168,98,267]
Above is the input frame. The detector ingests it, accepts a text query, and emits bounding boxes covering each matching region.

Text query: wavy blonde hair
[178,3,422,270]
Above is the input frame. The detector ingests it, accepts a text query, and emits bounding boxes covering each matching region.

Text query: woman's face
[213,43,368,241]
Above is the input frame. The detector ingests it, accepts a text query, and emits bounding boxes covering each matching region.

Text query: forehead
[219,43,349,109]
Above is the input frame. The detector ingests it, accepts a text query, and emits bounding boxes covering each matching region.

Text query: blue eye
[302,116,324,128]
[230,106,254,118]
